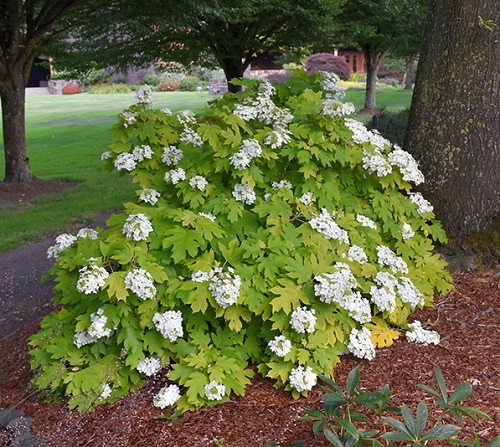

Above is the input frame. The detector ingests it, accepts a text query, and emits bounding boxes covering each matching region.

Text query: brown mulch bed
[0,272,498,447]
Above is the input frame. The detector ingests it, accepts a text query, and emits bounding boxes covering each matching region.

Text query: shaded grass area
[0,92,211,252]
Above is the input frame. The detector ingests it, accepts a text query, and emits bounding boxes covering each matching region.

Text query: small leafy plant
[29,73,452,414]
[299,365,499,447]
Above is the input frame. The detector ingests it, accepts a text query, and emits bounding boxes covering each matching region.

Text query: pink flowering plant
[29,76,452,414]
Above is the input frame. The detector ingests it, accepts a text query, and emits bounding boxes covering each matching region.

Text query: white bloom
[161,146,184,166]
[348,245,368,264]
[265,125,292,149]
[272,180,293,190]
[370,271,399,313]
[99,383,112,400]
[87,308,111,340]
[314,262,357,306]
[132,144,153,162]
[230,139,262,170]
[347,327,376,360]
[139,188,161,205]
[369,130,392,152]
[356,214,377,230]
[135,86,153,106]
[388,147,425,185]
[47,233,77,259]
[161,107,172,116]
[397,276,425,308]
[362,150,392,177]
[73,330,97,348]
[199,212,216,222]
[289,365,317,392]
[120,111,137,127]
[176,110,197,126]
[402,223,415,240]
[322,100,355,117]
[125,268,156,299]
[189,175,208,191]
[209,267,241,308]
[290,307,316,334]
[123,213,153,241]
[205,380,226,401]
[345,118,372,145]
[409,192,434,215]
[179,127,203,147]
[232,183,256,205]
[268,335,292,357]
[343,292,372,324]
[77,228,99,239]
[114,152,137,171]
[164,167,186,184]
[101,151,112,160]
[153,384,181,408]
[377,245,408,274]
[299,192,316,205]
[229,151,252,170]
[191,269,212,283]
[153,310,184,342]
[406,321,440,346]
[137,357,161,376]
[320,72,345,100]
[77,264,109,294]
[309,208,349,244]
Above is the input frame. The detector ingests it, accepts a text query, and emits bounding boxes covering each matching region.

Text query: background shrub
[179,76,203,91]
[305,53,351,80]
[143,74,161,86]
[370,107,410,146]
[265,72,292,84]
[62,85,82,95]
[88,82,131,94]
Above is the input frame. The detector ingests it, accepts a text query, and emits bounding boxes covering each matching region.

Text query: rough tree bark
[361,45,386,111]
[404,0,500,245]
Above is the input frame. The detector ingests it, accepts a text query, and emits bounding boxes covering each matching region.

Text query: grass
[0,87,412,252]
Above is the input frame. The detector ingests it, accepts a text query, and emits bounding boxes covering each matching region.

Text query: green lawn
[0,87,412,252]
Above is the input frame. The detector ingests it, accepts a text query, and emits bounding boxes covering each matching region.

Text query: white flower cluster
[322,100,355,118]
[47,233,77,259]
[347,245,368,264]
[289,365,317,392]
[347,327,376,360]
[164,167,186,184]
[402,223,415,240]
[99,383,112,400]
[123,213,153,241]
[199,212,216,222]
[161,145,184,166]
[377,245,408,274]
[265,126,292,149]
[101,151,111,161]
[299,192,316,205]
[409,192,434,215]
[153,310,184,342]
[177,110,197,126]
[125,268,156,299]
[309,208,349,244]
[73,308,111,348]
[76,264,109,294]
[272,179,293,190]
[345,119,391,152]
[370,271,399,313]
[388,147,425,185]
[180,126,203,147]
[268,335,292,357]
[132,144,153,162]
[362,149,393,177]
[120,111,137,128]
[135,86,153,107]
[320,72,345,100]
[232,183,256,205]
[406,320,440,345]
[137,357,161,376]
[208,267,242,308]
[314,263,371,324]
[205,380,226,401]
[189,175,208,191]
[77,228,99,239]
[398,276,425,308]
[229,139,262,170]
[356,214,377,229]
[161,107,172,116]
[290,307,316,333]
[153,384,181,408]
[139,188,161,205]
[114,152,136,171]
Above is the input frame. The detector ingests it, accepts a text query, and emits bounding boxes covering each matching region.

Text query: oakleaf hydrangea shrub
[29,76,452,414]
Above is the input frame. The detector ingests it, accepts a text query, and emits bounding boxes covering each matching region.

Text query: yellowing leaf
[365,317,400,348]
[269,278,310,314]
[105,272,129,301]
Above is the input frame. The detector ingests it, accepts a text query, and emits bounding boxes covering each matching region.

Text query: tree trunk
[404,0,500,244]
[361,46,385,111]
[219,57,246,94]
[0,64,34,183]
[403,55,415,91]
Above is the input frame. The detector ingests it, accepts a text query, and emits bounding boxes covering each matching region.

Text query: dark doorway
[27,57,50,87]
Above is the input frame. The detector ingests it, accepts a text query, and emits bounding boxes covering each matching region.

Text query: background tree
[404,0,500,248]
[331,0,426,110]
[0,0,112,183]
[50,0,343,93]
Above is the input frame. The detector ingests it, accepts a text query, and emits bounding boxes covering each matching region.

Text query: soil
[0,181,499,447]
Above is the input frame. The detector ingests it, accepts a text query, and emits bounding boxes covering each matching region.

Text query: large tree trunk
[404,0,500,244]
[219,57,246,94]
[361,46,385,111]
[1,72,33,182]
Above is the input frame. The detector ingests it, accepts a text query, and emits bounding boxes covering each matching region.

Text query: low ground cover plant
[29,72,452,415]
